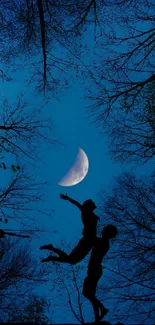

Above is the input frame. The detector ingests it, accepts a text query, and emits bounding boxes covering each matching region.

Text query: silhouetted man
[40,193,99,265]
[83,224,118,322]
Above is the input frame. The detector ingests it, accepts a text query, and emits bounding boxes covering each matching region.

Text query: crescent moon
[58,148,89,186]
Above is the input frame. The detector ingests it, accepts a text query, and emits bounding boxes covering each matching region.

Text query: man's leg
[89,297,101,322]
[83,271,108,321]
[96,298,109,320]
[87,296,108,322]
[83,283,108,322]
[86,268,108,320]
[83,278,100,322]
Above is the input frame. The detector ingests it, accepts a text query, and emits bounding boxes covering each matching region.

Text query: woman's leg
[68,237,93,265]
[40,243,69,263]
[41,237,93,265]
[40,243,71,263]
[41,254,68,263]
[47,246,68,259]
[40,244,67,256]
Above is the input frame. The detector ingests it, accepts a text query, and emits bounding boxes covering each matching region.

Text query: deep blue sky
[0,66,124,323]
[1,72,153,324]
[1,13,154,324]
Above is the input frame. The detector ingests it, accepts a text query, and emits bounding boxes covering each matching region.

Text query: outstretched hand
[60,193,69,200]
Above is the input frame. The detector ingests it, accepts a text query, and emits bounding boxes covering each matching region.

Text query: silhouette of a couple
[40,193,118,322]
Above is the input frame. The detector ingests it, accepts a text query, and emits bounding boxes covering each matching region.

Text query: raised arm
[60,193,82,211]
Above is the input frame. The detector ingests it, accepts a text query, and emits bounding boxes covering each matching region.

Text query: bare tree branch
[98,172,155,324]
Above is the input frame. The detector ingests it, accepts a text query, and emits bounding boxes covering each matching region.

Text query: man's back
[87,236,109,273]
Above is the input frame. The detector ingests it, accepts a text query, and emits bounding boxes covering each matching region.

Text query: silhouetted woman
[40,193,99,265]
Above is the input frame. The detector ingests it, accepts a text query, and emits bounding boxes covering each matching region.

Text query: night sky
[1,73,153,324]
[1,60,125,325]
[0,2,154,324]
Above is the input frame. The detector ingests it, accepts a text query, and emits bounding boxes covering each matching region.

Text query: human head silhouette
[102,225,118,239]
[83,199,96,211]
